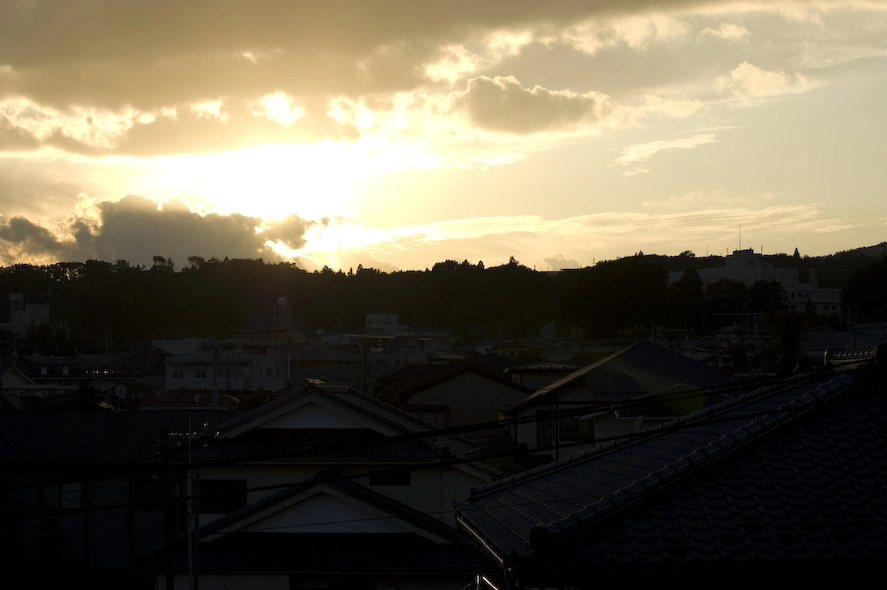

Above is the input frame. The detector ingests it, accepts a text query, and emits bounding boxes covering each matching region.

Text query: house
[504,361,580,390]
[154,338,289,393]
[372,352,518,407]
[454,345,887,589]
[2,382,502,589]
[134,383,501,589]
[140,475,493,590]
[1,362,44,403]
[288,337,430,383]
[503,339,739,459]
[403,368,532,430]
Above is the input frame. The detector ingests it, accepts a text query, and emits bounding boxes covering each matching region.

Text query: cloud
[0,195,314,267]
[250,93,305,127]
[641,94,705,119]
[814,223,857,233]
[622,167,650,178]
[641,189,782,211]
[290,199,868,271]
[544,254,580,271]
[0,215,64,259]
[701,23,750,41]
[715,61,810,99]
[457,76,614,134]
[1,1,882,161]
[557,12,690,54]
[424,45,482,84]
[0,95,354,157]
[0,97,154,153]
[190,101,228,123]
[614,133,717,166]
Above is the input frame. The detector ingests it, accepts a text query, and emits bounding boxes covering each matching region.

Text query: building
[455,345,887,589]
[2,293,51,336]
[154,338,289,394]
[365,313,408,337]
[138,383,500,589]
[669,249,842,314]
[1,383,502,589]
[502,340,739,459]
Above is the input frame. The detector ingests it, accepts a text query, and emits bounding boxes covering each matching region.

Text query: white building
[670,249,842,314]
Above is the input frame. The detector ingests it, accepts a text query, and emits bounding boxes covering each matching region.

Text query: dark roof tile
[456,346,887,581]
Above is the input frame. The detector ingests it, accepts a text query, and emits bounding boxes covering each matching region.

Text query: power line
[7,368,837,523]
[7,357,869,530]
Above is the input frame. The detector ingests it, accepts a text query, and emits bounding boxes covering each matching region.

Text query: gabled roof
[505,339,738,412]
[201,475,464,542]
[0,364,36,385]
[151,338,206,355]
[182,384,499,476]
[455,346,887,586]
[374,352,520,399]
[138,474,496,576]
[506,361,581,373]
[405,367,534,400]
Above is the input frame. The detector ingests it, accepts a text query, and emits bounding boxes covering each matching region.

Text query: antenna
[739,224,742,251]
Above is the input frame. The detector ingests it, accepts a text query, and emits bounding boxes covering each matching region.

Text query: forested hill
[1,243,885,354]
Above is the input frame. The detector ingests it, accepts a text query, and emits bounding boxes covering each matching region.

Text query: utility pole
[188,413,200,590]
[211,344,218,410]
[362,346,368,384]
[160,430,175,590]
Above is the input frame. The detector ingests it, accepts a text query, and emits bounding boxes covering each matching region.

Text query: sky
[1,0,886,272]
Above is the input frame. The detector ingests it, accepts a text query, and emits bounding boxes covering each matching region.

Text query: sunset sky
[1,0,885,272]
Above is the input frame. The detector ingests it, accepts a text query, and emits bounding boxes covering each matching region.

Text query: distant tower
[274,296,292,329]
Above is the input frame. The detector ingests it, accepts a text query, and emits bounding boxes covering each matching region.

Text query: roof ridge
[149,473,474,553]
[336,386,492,460]
[540,368,864,542]
[204,383,312,436]
[467,366,859,500]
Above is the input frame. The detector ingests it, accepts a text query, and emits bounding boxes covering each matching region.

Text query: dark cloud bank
[0,195,312,268]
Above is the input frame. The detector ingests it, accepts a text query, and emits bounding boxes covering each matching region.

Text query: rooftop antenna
[739,224,742,251]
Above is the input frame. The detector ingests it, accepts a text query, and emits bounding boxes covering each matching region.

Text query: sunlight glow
[251,92,305,126]
[140,138,445,221]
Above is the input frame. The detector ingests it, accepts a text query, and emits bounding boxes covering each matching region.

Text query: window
[559,416,580,441]
[200,479,247,513]
[40,482,82,510]
[369,469,411,486]
[195,369,207,378]
[536,409,555,449]
[172,369,184,379]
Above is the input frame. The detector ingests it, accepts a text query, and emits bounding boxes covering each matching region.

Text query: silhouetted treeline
[1,244,885,354]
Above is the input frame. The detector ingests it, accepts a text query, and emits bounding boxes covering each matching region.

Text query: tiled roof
[506,361,581,372]
[455,346,886,584]
[505,339,739,412]
[374,352,518,395]
[178,384,498,473]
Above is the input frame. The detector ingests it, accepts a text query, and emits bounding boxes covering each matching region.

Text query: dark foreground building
[456,345,887,589]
